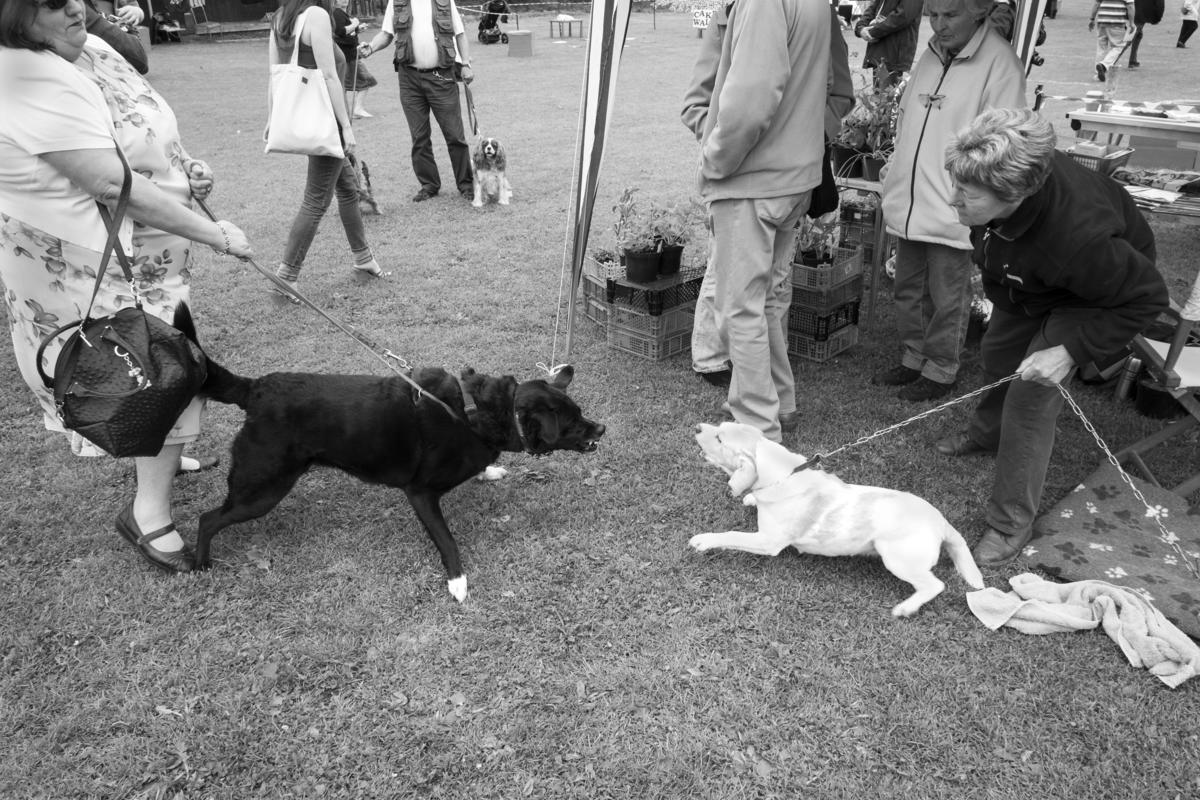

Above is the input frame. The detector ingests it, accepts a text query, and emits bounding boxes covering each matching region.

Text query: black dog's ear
[550,365,574,390]
[173,302,199,345]
[460,368,477,379]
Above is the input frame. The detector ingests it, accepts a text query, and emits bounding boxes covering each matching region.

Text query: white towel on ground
[967,573,1200,688]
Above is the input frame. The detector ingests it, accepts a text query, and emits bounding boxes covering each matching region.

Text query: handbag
[263,7,345,159]
[807,139,840,219]
[35,149,207,458]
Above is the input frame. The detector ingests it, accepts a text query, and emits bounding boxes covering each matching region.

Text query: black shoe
[459,186,473,200]
[780,411,800,433]
[412,187,439,202]
[115,503,195,573]
[897,376,956,401]
[1179,42,1187,48]
[1096,63,1106,82]
[935,433,992,457]
[697,369,732,388]
[872,365,921,386]
[1128,60,1140,68]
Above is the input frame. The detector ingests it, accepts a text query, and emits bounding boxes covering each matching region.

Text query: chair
[1114,270,1200,503]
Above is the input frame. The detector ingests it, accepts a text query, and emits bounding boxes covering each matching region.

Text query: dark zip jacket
[972,150,1169,368]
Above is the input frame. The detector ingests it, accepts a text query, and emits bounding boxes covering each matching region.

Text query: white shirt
[0,42,119,251]
[380,0,465,68]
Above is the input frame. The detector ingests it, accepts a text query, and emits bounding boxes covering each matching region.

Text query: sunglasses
[37,0,72,10]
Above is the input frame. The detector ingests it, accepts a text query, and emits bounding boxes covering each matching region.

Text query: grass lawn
[2,8,1199,799]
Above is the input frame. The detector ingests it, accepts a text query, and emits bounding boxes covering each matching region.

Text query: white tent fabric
[564,0,633,355]
[1011,0,1049,74]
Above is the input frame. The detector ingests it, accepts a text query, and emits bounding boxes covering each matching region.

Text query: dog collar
[455,375,478,425]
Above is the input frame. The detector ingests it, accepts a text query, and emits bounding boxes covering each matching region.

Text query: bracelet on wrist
[213,221,232,255]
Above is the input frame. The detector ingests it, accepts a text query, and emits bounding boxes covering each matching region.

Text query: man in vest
[360,0,475,202]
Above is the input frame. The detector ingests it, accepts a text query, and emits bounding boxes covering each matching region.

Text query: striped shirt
[1095,0,1132,25]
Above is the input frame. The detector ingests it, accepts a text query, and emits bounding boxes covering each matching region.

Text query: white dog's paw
[477,465,508,481]
[689,533,716,551]
[472,199,483,208]
[742,493,758,507]
[447,576,469,603]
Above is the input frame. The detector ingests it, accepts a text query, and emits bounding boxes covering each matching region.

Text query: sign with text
[692,6,714,28]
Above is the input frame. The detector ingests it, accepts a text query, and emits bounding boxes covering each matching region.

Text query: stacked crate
[582,257,704,361]
[787,244,864,362]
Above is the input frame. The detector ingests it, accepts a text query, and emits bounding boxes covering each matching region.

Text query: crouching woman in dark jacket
[936,108,1169,565]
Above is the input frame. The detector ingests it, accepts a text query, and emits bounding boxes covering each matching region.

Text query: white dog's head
[695,422,809,496]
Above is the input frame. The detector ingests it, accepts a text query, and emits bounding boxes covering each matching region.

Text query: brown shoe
[115,503,195,573]
[972,527,1033,565]
[935,433,992,457]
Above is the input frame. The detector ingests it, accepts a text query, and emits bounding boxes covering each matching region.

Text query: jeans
[965,306,1082,538]
[397,66,472,194]
[892,238,973,384]
[709,192,810,442]
[280,154,371,278]
[691,238,730,374]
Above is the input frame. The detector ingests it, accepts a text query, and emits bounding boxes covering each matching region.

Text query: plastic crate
[788,324,859,363]
[839,198,882,266]
[582,296,609,328]
[606,301,695,337]
[787,299,860,341]
[791,245,863,290]
[607,311,694,361]
[792,275,863,312]
[584,256,703,316]
[1066,147,1134,176]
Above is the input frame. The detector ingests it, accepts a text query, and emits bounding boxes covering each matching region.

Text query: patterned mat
[1029,462,1200,639]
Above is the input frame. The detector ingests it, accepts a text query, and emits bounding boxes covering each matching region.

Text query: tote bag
[263,7,345,159]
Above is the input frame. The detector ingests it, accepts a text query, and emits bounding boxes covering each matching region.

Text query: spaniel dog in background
[472,137,512,207]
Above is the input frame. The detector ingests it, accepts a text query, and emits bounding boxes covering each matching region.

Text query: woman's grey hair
[944,108,1058,203]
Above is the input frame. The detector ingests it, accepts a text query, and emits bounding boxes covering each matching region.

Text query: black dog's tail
[173,302,253,410]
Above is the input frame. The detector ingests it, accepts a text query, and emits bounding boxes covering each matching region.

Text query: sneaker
[1096,63,1106,82]
[872,365,921,386]
[897,376,955,402]
[412,187,439,202]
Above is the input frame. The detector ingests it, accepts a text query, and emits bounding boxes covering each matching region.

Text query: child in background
[332,0,378,119]
[1088,0,1136,80]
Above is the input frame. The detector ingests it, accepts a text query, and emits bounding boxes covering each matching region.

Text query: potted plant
[834,69,905,181]
[649,198,700,276]
[794,214,839,266]
[614,187,661,283]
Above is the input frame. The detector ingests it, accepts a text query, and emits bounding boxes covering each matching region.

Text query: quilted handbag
[35,150,206,458]
[263,7,345,159]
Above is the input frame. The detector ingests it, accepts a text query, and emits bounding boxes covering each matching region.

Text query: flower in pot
[649,198,700,276]
[614,187,661,283]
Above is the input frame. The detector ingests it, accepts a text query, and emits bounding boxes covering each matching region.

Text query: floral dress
[0,36,201,455]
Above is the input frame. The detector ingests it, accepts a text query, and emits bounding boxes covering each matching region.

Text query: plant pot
[831,145,862,179]
[659,244,684,275]
[622,249,660,283]
[860,156,885,182]
[797,250,831,267]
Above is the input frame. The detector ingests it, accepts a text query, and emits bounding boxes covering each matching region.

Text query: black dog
[181,311,605,600]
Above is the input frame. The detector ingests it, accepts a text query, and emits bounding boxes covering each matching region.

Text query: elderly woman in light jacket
[872,0,1026,403]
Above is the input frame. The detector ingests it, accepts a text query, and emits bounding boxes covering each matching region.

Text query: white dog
[689,422,984,617]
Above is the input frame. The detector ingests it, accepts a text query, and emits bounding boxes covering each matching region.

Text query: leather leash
[193,196,458,421]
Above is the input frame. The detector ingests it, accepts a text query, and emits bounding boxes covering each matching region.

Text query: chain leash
[1056,383,1200,582]
[815,374,1019,462]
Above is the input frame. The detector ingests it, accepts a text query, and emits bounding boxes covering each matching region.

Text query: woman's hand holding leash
[185,159,214,199]
[210,220,252,259]
[1017,345,1075,386]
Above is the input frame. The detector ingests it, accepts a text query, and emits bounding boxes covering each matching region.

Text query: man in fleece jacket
[684,0,831,443]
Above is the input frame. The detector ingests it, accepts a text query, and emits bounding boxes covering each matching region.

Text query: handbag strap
[290,7,309,66]
[82,146,137,322]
